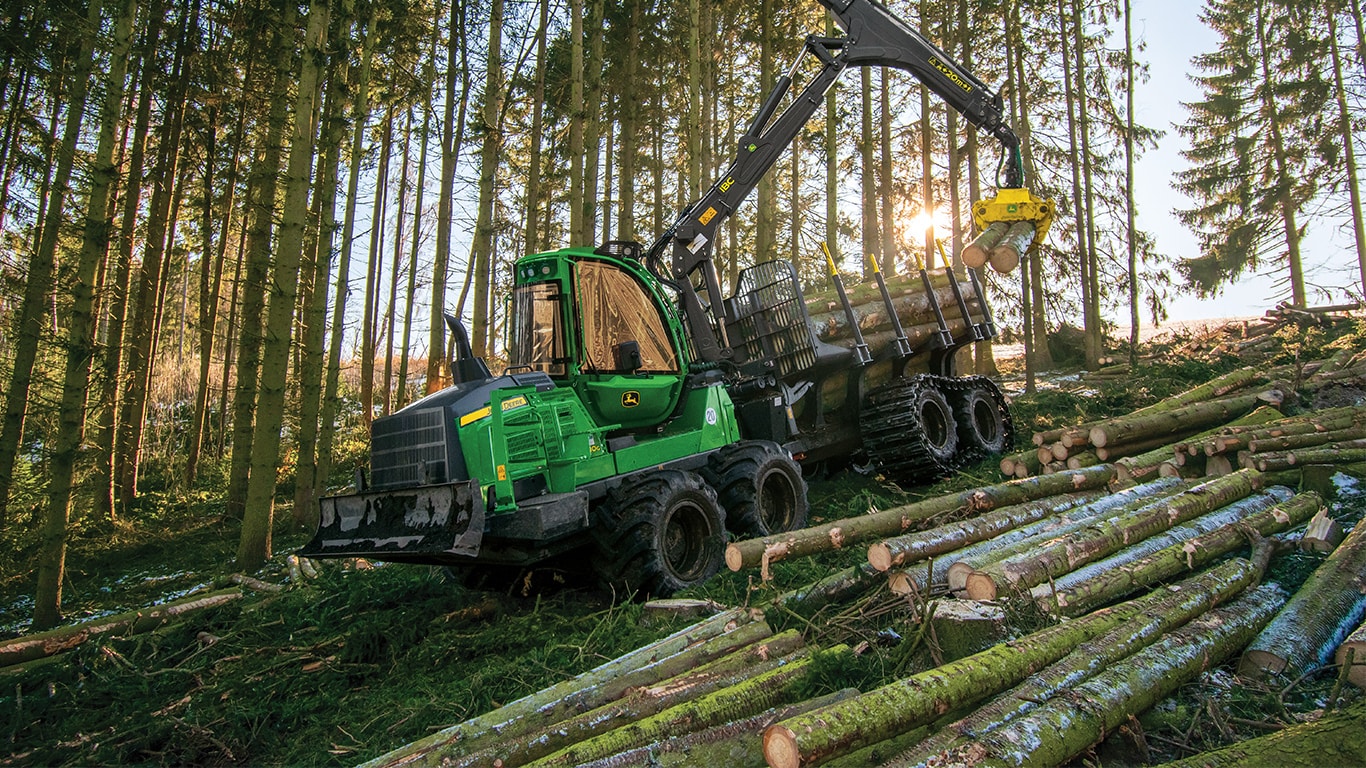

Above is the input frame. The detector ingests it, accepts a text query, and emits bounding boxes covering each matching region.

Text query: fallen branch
[0,589,243,669]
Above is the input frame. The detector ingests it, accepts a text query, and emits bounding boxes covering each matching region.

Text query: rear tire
[955,383,1009,454]
[705,441,809,538]
[592,470,726,598]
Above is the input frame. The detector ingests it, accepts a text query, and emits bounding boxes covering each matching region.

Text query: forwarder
[301,0,1054,597]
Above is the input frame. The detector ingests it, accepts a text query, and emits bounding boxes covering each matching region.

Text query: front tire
[705,441,809,538]
[592,470,726,598]
[955,382,1010,454]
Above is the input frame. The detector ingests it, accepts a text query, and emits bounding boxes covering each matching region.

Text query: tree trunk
[1124,0,1140,364]
[762,561,1260,768]
[965,470,1262,600]
[380,108,412,416]
[537,647,825,768]
[966,584,1284,768]
[1041,491,1320,617]
[238,0,327,571]
[824,12,839,278]
[469,0,504,355]
[906,558,1262,767]
[0,0,100,525]
[868,491,1107,572]
[568,0,584,242]
[1240,508,1366,678]
[860,66,878,277]
[426,0,469,392]
[363,609,759,767]
[1073,0,1102,369]
[32,0,130,629]
[523,0,550,255]
[1253,1,1306,305]
[580,0,604,245]
[360,103,394,424]
[1089,393,1273,448]
[396,37,433,412]
[726,466,1116,574]
[1164,703,1366,767]
[292,11,350,524]
[117,2,194,512]
[461,631,806,767]
[943,478,1192,593]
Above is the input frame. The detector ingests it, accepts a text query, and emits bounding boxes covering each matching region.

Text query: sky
[1128,0,1358,325]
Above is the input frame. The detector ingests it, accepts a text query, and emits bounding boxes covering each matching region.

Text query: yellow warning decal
[698,207,717,226]
[929,55,973,94]
[496,465,507,481]
[459,406,492,426]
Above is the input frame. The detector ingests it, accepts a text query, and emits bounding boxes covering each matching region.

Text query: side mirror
[613,340,643,373]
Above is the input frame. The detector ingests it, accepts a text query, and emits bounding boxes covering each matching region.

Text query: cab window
[508,282,565,376]
[577,261,679,374]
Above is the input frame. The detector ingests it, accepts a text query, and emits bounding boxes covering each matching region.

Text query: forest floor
[2,318,1364,766]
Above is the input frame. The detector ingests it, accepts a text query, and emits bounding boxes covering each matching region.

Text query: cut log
[965,471,1261,600]
[1240,515,1366,679]
[1030,487,1293,612]
[965,584,1285,768]
[775,563,883,616]
[1113,406,1285,485]
[942,478,1192,593]
[0,589,243,669]
[927,600,1007,661]
[1161,703,1366,768]
[1248,424,1366,453]
[1066,451,1099,470]
[1336,617,1366,689]
[1089,392,1274,449]
[724,465,1116,574]
[761,560,1260,768]
[1302,509,1346,552]
[1038,492,1321,617]
[961,221,1008,268]
[998,450,1039,478]
[460,631,807,767]
[899,557,1264,767]
[576,688,860,768]
[1205,454,1234,476]
[1058,427,1091,449]
[1254,444,1366,472]
[530,646,832,767]
[867,491,1107,572]
[359,608,759,768]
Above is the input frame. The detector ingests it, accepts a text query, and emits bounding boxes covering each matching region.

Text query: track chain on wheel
[860,374,1014,485]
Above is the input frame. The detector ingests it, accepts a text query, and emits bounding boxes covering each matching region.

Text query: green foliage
[794,644,884,700]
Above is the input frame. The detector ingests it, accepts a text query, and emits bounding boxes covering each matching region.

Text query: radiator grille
[370,407,448,489]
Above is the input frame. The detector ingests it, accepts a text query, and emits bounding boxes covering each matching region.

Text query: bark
[902,557,1261,767]
[360,104,394,424]
[860,66,877,276]
[1089,393,1274,448]
[360,609,759,768]
[1337,618,1366,689]
[427,0,469,391]
[1114,407,1285,485]
[1240,512,1366,679]
[965,470,1263,600]
[762,561,1260,768]
[868,491,1106,572]
[965,585,1284,768]
[238,0,328,571]
[579,689,858,768]
[34,0,134,629]
[118,4,194,510]
[465,635,807,767]
[725,466,1116,574]
[533,647,824,767]
[2,590,242,668]
[1328,9,1366,298]
[1036,489,1316,617]
[1162,703,1366,767]
[1247,425,1366,454]
[396,75,430,412]
[0,1,99,523]
[522,0,550,254]
[775,563,884,617]
[469,0,503,355]
[581,0,604,244]
[319,9,377,488]
[568,0,584,240]
[944,479,1193,593]
[1253,445,1366,472]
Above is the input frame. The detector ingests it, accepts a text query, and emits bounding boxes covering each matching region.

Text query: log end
[964,571,999,601]
[725,544,744,572]
[988,245,1020,274]
[888,571,915,596]
[1089,426,1108,448]
[1239,648,1288,679]
[867,543,894,572]
[962,245,989,270]
[946,562,974,592]
[763,724,802,768]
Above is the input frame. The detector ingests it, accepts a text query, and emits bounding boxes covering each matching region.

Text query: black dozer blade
[299,480,485,565]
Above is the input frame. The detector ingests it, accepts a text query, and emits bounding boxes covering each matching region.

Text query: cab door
[574,259,684,431]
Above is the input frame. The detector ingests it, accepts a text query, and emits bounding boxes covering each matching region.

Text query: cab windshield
[509,282,565,376]
[577,261,679,374]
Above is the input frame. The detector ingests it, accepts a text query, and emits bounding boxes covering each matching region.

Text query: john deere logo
[622,391,641,408]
